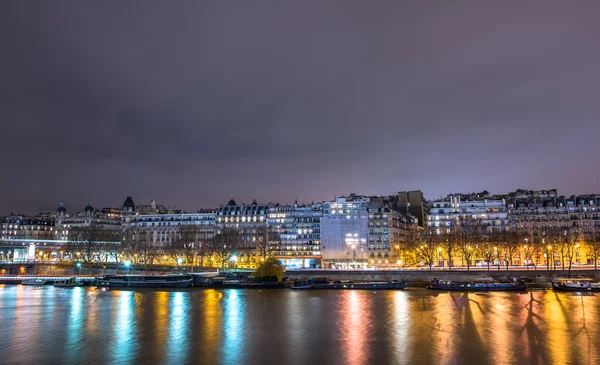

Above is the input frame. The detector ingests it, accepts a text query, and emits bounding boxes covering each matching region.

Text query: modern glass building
[321,196,370,268]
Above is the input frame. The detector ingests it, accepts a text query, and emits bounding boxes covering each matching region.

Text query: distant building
[126,211,216,248]
[367,206,417,268]
[216,199,269,268]
[268,202,322,268]
[54,202,123,241]
[1,214,54,262]
[427,193,509,233]
[396,190,428,227]
[321,196,371,268]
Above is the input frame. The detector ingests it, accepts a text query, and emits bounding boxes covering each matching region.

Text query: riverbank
[4,265,598,287]
[285,269,600,287]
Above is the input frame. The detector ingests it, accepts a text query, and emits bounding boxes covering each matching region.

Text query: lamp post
[124,260,131,274]
[230,255,238,271]
[76,262,82,276]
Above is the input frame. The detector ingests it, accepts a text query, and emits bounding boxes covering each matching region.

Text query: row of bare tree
[65,223,281,272]
[408,216,600,274]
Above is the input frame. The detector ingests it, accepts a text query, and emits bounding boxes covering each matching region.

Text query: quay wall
[285,269,600,286]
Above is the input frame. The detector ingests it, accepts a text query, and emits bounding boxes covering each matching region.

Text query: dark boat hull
[238,282,284,289]
[312,281,408,290]
[291,284,314,290]
[552,284,600,292]
[96,278,194,288]
[427,283,527,292]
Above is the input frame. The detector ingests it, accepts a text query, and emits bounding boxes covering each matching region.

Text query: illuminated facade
[367,207,417,268]
[126,211,216,247]
[321,196,370,268]
[268,202,322,268]
[1,215,54,262]
[216,199,268,268]
[55,202,123,241]
[427,193,509,233]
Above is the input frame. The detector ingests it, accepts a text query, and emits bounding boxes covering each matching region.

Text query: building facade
[54,202,123,241]
[367,206,417,268]
[126,211,216,248]
[216,199,269,268]
[268,203,322,268]
[396,190,428,227]
[1,215,54,262]
[321,196,370,268]
[427,192,509,233]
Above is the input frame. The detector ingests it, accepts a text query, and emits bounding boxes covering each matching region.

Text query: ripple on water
[0,285,599,365]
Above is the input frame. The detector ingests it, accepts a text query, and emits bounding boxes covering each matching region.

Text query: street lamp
[124,260,131,274]
[76,262,82,275]
[230,255,238,270]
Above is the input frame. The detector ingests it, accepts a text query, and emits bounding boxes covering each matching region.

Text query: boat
[96,274,194,288]
[427,278,527,292]
[306,277,408,290]
[552,277,600,292]
[290,281,314,290]
[21,278,47,286]
[239,281,284,289]
[54,277,84,287]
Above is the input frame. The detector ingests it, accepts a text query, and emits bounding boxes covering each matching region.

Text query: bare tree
[450,216,484,271]
[122,227,158,271]
[211,228,242,270]
[564,228,581,275]
[437,226,456,270]
[547,226,569,271]
[585,224,600,271]
[168,225,209,272]
[502,230,523,270]
[479,233,498,272]
[255,225,281,260]
[68,223,115,274]
[414,228,439,271]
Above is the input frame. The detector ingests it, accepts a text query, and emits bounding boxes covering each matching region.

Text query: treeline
[409,216,600,274]
[63,224,281,273]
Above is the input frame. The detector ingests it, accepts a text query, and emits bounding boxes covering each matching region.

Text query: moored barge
[292,277,408,290]
[427,278,527,292]
[552,277,600,292]
[96,274,194,288]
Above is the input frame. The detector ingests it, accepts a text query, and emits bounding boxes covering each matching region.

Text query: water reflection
[1,287,600,365]
[112,291,136,364]
[222,290,244,364]
[66,287,84,363]
[167,292,189,363]
[387,292,407,364]
[339,291,370,365]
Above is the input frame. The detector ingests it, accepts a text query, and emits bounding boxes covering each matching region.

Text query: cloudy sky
[1,1,599,214]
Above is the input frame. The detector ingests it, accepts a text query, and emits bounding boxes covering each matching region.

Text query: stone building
[367,206,417,268]
[215,199,269,268]
[427,192,509,233]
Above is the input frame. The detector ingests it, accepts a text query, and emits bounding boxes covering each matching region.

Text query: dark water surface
[1,285,599,365]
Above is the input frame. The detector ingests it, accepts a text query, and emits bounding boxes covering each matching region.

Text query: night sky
[1,2,599,215]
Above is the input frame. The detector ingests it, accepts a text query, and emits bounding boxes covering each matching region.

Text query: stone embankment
[285,269,600,287]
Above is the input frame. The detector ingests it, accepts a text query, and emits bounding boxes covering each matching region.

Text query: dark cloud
[1,1,599,214]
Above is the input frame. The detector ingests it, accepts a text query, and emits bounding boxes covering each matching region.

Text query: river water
[0,285,598,365]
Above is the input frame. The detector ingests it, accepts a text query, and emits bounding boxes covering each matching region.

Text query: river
[0,285,598,365]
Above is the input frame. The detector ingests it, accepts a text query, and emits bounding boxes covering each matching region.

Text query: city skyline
[2,2,600,215]
[3,186,599,217]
